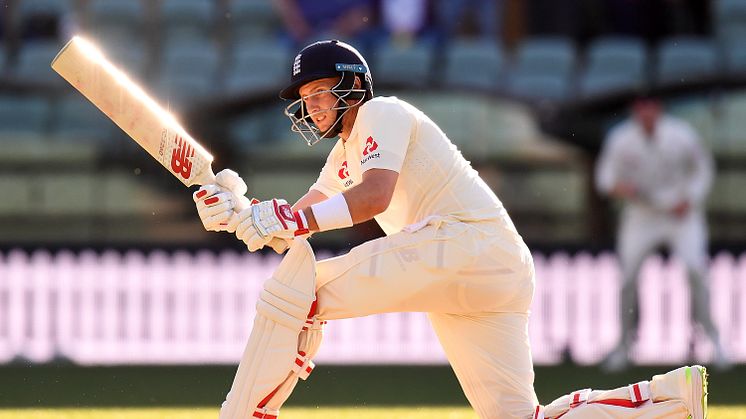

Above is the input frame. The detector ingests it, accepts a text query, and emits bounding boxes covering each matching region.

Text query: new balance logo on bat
[171,135,194,180]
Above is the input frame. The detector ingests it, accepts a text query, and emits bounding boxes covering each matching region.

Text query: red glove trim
[293,210,309,236]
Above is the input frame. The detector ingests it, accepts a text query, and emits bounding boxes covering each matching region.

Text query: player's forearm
[292,190,328,213]
[301,186,387,233]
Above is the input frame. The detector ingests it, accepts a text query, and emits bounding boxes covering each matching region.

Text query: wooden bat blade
[51,36,215,186]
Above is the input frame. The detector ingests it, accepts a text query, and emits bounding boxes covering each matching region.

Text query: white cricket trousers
[617,206,720,347]
[314,216,539,419]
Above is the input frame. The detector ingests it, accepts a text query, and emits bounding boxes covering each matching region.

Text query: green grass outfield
[2,364,744,407]
[0,407,744,419]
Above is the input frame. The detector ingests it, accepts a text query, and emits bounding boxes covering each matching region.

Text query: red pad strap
[253,409,279,419]
[589,399,640,408]
[569,389,591,408]
[628,381,650,404]
[293,351,315,380]
[293,210,310,236]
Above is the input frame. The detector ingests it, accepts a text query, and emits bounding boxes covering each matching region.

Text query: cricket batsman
[193,40,708,419]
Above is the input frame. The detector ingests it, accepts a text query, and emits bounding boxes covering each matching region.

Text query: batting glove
[229,199,310,252]
[193,169,250,232]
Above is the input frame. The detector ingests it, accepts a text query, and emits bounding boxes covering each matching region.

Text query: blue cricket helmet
[279,39,373,101]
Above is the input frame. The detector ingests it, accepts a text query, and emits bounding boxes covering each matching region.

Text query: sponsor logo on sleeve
[360,136,380,164]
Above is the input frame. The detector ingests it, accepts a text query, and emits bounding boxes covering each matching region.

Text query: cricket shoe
[650,365,708,419]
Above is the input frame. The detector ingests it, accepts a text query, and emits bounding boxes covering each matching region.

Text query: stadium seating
[229,112,268,148]
[504,36,576,101]
[86,0,148,41]
[724,42,746,76]
[160,0,217,41]
[667,98,716,151]
[578,73,642,97]
[17,0,73,20]
[155,36,222,105]
[585,37,647,80]
[0,176,34,215]
[714,91,746,158]
[92,35,150,78]
[580,36,648,96]
[50,95,115,146]
[500,170,585,214]
[513,36,577,79]
[161,36,221,79]
[655,37,720,84]
[714,0,746,45]
[39,174,95,215]
[101,171,182,216]
[507,73,570,101]
[0,95,51,139]
[373,40,435,87]
[13,39,65,85]
[226,0,281,40]
[225,40,291,95]
[442,39,504,91]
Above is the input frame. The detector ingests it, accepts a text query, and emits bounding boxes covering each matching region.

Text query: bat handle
[196,167,290,254]
[231,198,291,254]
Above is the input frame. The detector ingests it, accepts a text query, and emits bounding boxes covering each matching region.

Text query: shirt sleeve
[683,124,714,206]
[309,146,345,197]
[354,100,414,174]
[595,128,623,195]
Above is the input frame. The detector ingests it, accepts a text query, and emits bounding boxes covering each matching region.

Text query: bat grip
[201,169,290,254]
[228,193,290,255]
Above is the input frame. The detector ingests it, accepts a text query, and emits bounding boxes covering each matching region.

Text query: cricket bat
[51,36,215,187]
[51,36,289,252]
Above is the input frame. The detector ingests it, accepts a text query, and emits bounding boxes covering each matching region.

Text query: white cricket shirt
[310,96,507,235]
[595,115,714,211]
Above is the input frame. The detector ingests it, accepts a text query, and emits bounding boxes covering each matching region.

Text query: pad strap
[570,389,591,408]
[628,381,651,404]
[253,407,280,419]
[293,351,315,380]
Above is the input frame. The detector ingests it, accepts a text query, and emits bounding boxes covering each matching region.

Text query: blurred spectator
[435,0,503,42]
[595,94,729,372]
[14,0,79,42]
[605,0,711,42]
[273,0,378,50]
[526,0,606,42]
[380,0,429,46]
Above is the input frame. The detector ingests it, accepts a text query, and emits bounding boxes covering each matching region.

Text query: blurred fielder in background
[194,40,708,419]
[596,94,730,373]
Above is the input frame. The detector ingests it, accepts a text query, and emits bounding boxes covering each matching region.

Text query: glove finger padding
[246,228,271,252]
[197,192,236,232]
[193,184,221,203]
[197,192,234,213]
[232,209,254,239]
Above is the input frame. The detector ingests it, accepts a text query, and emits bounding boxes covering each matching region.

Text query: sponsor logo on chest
[338,160,354,188]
